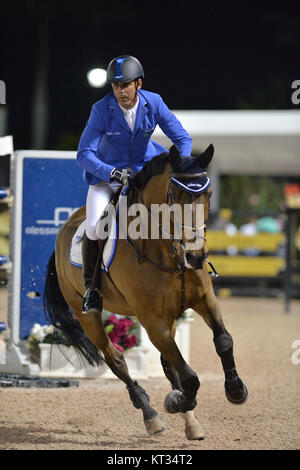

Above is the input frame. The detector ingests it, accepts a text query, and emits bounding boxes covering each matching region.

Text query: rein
[126,184,184,273]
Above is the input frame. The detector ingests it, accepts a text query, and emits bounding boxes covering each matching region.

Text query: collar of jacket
[108,91,149,134]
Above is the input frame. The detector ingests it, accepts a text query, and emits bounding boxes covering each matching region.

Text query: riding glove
[110,168,134,184]
[110,168,123,183]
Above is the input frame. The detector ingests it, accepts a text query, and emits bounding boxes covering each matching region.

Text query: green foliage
[220,175,284,224]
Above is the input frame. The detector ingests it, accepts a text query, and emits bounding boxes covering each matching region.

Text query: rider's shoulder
[139,90,166,113]
[92,92,115,111]
[139,89,162,104]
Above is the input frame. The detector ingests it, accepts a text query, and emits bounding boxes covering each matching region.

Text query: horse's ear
[169,145,181,169]
[197,144,214,169]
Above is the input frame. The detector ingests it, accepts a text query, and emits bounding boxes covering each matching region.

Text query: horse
[43,144,248,440]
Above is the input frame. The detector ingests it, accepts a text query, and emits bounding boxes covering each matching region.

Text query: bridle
[127,178,207,258]
[124,173,210,317]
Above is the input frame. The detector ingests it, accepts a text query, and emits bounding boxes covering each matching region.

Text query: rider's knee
[85,224,98,240]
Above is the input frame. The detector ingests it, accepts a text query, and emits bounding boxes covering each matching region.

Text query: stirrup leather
[82,287,103,314]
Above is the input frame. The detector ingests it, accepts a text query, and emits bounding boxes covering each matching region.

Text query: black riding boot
[82,233,103,314]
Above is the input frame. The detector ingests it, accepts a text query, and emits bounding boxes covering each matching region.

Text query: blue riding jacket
[77,89,192,185]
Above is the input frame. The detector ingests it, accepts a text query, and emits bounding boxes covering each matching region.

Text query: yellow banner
[207,231,285,252]
[208,255,285,277]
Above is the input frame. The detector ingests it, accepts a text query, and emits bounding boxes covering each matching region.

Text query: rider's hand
[110,168,123,183]
[110,168,134,184]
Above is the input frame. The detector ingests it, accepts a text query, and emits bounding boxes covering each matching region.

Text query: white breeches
[86,181,122,240]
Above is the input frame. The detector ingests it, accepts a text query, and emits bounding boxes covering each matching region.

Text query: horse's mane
[129,144,214,194]
[130,151,170,190]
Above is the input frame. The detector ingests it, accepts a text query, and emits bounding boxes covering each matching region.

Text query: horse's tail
[43,251,103,366]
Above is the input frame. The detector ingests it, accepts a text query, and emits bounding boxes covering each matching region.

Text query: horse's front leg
[213,322,248,404]
[192,282,248,404]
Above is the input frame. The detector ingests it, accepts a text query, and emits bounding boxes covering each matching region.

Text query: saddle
[70,185,127,271]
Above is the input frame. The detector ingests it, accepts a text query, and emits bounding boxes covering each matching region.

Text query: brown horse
[43,144,248,440]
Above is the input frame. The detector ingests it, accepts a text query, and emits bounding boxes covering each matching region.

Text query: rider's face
[112,79,142,109]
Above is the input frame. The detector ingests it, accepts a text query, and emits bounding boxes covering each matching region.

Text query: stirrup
[82,288,103,314]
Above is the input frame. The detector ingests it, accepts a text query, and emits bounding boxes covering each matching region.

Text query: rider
[77,55,192,314]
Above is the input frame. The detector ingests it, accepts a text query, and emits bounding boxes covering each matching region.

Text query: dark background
[0,0,299,151]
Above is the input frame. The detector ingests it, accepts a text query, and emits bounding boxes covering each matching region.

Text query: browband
[170,172,207,179]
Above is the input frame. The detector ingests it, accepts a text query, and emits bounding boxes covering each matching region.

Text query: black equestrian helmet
[107,55,144,84]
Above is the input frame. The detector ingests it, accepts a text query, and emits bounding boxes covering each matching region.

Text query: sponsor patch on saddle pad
[171,174,210,195]
[70,213,118,272]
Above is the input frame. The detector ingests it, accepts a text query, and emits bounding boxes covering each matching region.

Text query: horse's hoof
[185,424,205,440]
[144,415,166,436]
[225,380,248,405]
[164,390,183,414]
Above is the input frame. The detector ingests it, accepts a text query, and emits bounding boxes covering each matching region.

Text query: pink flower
[115,318,133,336]
[107,314,118,325]
[105,315,137,352]
[107,331,124,353]
[123,334,137,350]
[108,331,119,344]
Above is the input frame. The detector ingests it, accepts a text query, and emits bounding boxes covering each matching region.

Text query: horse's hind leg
[69,306,166,436]
[55,271,165,437]
[193,285,248,404]
[99,336,166,436]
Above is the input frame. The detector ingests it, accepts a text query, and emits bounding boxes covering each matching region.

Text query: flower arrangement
[27,323,71,351]
[27,314,139,355]
[103,313,138,353]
